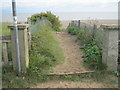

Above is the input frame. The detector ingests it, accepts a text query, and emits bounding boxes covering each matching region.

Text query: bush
[67,26,78,35]
[77,27,93,44]
[80,40,107,70]
[29,11,61,31]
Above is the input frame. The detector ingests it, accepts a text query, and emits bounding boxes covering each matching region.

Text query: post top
[8,24,29,30]
[100,24,120,30]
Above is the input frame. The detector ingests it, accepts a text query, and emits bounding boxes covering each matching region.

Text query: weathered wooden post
[2,43,9,65]
[93,24,97,38]
[101,25,119,71]
[27,18,32,49]
[78,20,80,29]
[8,24,29,72]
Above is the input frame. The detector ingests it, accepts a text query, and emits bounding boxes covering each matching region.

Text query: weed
[77,27,93,44]
[80,40,107,70]
[67,26,78,35]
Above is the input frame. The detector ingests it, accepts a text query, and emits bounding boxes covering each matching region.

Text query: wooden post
[8,24,29,71]
[93,24,97,38]
[27,27,31,50]
[78,20,80,29]
[27,18,32,49]
[2,43,9,65]
[101,25,119,71]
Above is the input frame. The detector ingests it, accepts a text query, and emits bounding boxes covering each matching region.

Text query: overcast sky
[1,0,119,13]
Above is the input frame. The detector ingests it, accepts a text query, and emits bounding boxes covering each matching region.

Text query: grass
[2,24,64,88]
[0,22,11,35]
[47,71,118,88]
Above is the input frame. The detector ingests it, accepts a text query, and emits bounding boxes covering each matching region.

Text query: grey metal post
[12,0,21,75]
[118,1,120,88]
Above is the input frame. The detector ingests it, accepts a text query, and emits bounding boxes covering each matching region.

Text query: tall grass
[77,27,93,44]
[1,22,11,35]
[29,24,64,74]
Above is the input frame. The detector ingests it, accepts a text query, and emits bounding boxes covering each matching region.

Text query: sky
[1,0,119,13]
[1,0,119,21]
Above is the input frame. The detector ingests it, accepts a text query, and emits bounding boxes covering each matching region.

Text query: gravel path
[52,32,90,73]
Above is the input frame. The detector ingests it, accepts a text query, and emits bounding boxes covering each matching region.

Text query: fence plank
[2,43,9,65]
[0,35,11,40]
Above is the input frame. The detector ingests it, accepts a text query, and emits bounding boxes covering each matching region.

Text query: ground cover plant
[67,26,78,35]
[80,40,107,70]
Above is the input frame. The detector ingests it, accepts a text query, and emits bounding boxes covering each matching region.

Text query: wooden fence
[0,35,11,66]
[1,24,31,72]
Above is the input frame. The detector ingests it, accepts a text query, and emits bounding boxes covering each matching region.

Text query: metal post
[118,1,120,88]
[12,0,21,76]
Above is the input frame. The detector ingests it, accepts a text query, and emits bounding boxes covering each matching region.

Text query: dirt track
[52,32,90,73]
[33,79,109,88]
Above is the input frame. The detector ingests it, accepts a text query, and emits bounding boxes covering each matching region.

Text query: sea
[1,12,118,22]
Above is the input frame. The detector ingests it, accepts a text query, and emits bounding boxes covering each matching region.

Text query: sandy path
[33,79,108,88]
[52,32,89,73]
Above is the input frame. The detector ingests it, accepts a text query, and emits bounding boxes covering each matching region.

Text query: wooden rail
[48,71,95,76]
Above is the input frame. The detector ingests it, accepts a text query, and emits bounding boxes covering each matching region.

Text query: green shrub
[80,40,107,70]
[67,26,78,35]
[29,11,61,31]
[77,27,93,44]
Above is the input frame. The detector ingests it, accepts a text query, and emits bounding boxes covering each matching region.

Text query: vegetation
[67,25,106,70]
[0,22,11,35]
[77,27,93,44]
[67,26,78,35]
[29,24,64,74]
[59,71,117,85]
[80,41,106,70]
[77,26,107,70]
[29,11,61,31]
[2,24,64,88]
